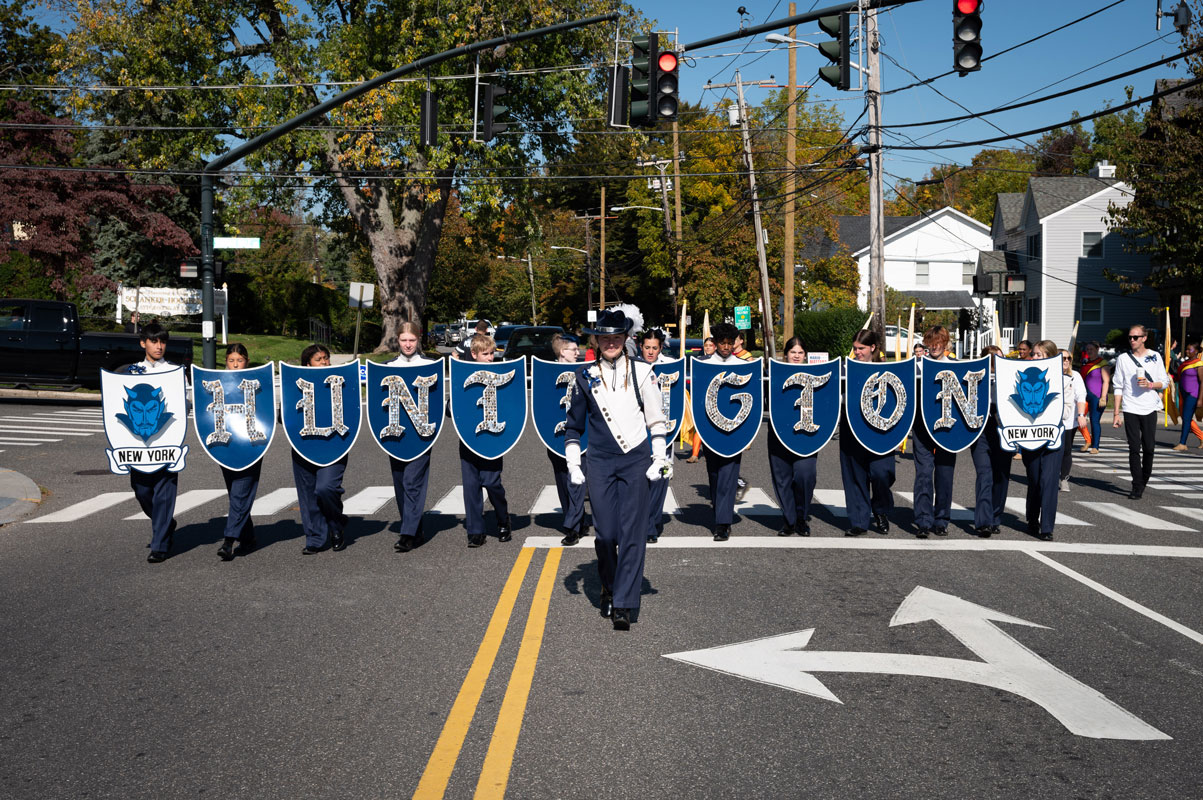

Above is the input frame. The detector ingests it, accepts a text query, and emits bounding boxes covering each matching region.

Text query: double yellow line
[413,546,563,800]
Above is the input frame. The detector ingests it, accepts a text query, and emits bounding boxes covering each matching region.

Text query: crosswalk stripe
[1162,507,1200,522]
[528,485,562,516]
[1004,498,1091,526]
[663,486,679,514]
[812,488,849,516]
[0,440,53,445]
[895,491,975,521]
[0,428,93,436]
[734,487,778,516]
[1076,502,1196,532]
[123,489,227,520]
[250,488,297,516]
[27,492,134,523]
[343,486,396,516]
[0,415,103,425]
[1175,493,1203,499]
[430,486,489,516]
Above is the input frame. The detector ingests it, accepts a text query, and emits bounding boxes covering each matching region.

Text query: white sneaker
[1059,479,1070,492]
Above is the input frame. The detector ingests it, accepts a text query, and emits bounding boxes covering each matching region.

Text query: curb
[0,469,41,525]
[0,388,101,403]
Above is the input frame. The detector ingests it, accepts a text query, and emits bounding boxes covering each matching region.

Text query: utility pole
[599,185,606,309]
[782,1,798,341]
[865,5,886,345]
[525,252,536,324]
[735,72,777,358]
[583,220,595,314]
[672,121,685,325]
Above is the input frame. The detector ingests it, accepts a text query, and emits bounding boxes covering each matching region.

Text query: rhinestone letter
[465,369,516,434]
[783,370,830,433]
[705,370,753,432]
[932,368,986,431]
[861,370,907,431]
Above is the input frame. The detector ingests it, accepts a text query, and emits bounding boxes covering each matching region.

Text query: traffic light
[607,65,629,127]
[953,0,983,74]
[816,12,851,91]
[655,47,680,121]
[419,89,438,148]
[630,32,659,126]
[478,82,508,142]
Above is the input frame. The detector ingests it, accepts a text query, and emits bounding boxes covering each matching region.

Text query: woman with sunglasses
[1058,349,1089,493]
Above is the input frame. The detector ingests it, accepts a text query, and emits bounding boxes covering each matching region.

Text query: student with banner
[911,326,958,538]
[839,329,903,536]
[539,334,589,547]
[969,345,1010,537]
[640,328,677,544]
[1012,342,1072,539]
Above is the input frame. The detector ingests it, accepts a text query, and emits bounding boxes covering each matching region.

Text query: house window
[1082,231,1103,258]
[1027,233,1042,259]
[1027,297,1041,324]
[962,262,975,286]
[1080,296,1103,323]
[916,261,929,285]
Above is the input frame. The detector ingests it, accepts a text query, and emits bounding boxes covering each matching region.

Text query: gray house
[983,162,1158,349]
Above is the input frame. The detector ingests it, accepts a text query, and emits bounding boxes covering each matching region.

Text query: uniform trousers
[547,449,587,532]
[704,447,742,526]
[588,442,651,609]
[767,432,816,529]
[291,451,348,549]
[838,433,895,531]
[969,420,1011,528]
[389,451,431,538]
[1123,410,1158,490]
[221,462,261,541]
[1085,390,1103,449]
[646,439,672,538]
[911,425,956,531]
[1021,444,1062,535]
[130,468,178,553]
[1060,429,1076,481]
[460,443,508,537]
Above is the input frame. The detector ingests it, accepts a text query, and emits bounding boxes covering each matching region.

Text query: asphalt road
[2,397,1202,799]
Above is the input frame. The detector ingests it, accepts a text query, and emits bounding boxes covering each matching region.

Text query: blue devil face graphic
[1009,367,1059,423]
[116,383,173,443]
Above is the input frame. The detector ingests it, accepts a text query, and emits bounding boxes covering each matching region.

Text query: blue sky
[639,0,1189,183]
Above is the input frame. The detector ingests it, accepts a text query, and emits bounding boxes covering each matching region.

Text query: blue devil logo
[116,383,174,443]
[1009,367,1059,423]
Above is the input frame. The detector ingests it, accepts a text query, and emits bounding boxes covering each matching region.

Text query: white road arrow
[664,586,1169,741]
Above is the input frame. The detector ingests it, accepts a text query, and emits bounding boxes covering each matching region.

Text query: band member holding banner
[386,323,438,553]
[290,344,351,554]
[125,323,180,563]
[1112,325,1169,499]
[768,338,819,536]
[840,330,897,536]
[1058,349,1089,492]
[548,334,589,546]
[702,323,751,541]
[641,328,674,544]
[1080,342,1110,454]
[216,343,262,560]
[912,326,957,538]
[1018,341,1074,538]
[459,335,512,547]
[565,309,668,631]
[970,346,1010,537]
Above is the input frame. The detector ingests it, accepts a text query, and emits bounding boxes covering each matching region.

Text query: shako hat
[583,309,634,336]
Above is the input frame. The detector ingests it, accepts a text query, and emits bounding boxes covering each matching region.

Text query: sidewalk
[0,468,41,525]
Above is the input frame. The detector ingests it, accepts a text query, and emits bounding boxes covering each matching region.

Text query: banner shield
[365,360,445,462]
[844,358,917,455]
[191,363,277,471]
[530,358,587,456]
[689,358,763,458]
[449,358,528,460]
[768,359,841,457]
[652,358,686,442]
[279,361,363,467]
[918,355,992,453]
[994,355,1065,452]
[101,365,190,474]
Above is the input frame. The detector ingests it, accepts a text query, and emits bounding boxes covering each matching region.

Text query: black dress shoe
[1128,487,1144,499]
[560,530,581,546]
[713,524,730,542]
[1037,531,1054,541]
[914,528,930,539]
[777,525,795,537]
[497,517,512,542]
[146,550,167,564]
[301,545,324,555]
[846,527,867,537]
[872,514,891,534]
[331,529,347,552]
[973,526,992,538]
[932,527,948,537]
[599,590,613,618]
[1026,522,1041,538]
[612,608,631,631]
[217,538,235,561]
[467,534,486,548]
[394,534,416,553]
[798,522,810,537]
[989,525,1001,536]
[646,534,658,544]
[234,536,256,555]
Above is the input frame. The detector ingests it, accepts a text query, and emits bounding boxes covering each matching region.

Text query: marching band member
[840,329,895,536]
[703,323,746,541]
[640,328,674,544]
[1079,341,1110,454]
[1022,341,1080,540]
[565,309,668,631]
[460,334,512,547]
[548,334,589,546]
[387,322,436,554]
[769,337,815,537]
[1174,339,1203,451]
[291,344,349,555]
[969,345,1010,537]
[128,322,179,563]
[1058,348,1089,493]
[217,342,260,561]
[911,326,956,538]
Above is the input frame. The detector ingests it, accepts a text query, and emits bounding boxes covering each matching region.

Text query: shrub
[794,307,871,357]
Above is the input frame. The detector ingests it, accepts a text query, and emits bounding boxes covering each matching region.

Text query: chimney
[1090,160,1116,179]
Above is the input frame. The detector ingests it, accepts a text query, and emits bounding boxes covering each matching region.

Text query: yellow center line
[412,547,536,800]
[474,547,563,800]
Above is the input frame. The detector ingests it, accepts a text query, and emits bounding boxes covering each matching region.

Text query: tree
[0,0,60,111]
[57,0,640,349]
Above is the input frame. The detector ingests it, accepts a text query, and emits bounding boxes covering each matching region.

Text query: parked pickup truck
[0,299,194,389]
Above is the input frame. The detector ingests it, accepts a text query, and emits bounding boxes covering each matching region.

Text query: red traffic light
[955,0,980,12]
[658,51,678,72]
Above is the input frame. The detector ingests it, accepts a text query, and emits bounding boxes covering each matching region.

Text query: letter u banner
[994,355,1065,452]
[844,358,917,455]
[768,359,841,457]
[918,356,991,453]
[690,359,763,458]
[365,360,445,462]
[191,364,277,471]
[450,358,528,460]
[280,361,363,467]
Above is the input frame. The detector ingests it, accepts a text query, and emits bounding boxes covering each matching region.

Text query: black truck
[0,299,194,389]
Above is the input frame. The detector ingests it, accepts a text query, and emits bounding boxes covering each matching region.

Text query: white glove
[646,459,672,481]
[566,441,586,485]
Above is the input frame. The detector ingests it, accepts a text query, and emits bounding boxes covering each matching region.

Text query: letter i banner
[449,358,528,460]
[192,364,277,471]
[993,355,1065,452]
[365,360,445,461]
[531,358,587,456]
[279,361,363,466]
[690,359,763,458]
[918,355,991,453]
[101,366,190,474]
[768,359,841,457]
[652,357,686,442]
[844,358,916,455]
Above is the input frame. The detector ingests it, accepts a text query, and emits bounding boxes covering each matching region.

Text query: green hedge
[793,307,870,357]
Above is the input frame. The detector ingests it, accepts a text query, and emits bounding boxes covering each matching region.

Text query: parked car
[430,323,447,346]
[502,326,566,362]
[492,324,524,358]
[0,299,194,389]
[665,337,707,357]
[883,325,914,357]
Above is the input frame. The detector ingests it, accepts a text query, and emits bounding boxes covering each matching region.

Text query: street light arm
[764,33,868,74]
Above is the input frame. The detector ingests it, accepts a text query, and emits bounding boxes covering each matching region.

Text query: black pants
[1123,410,1157,489]
[1060,428,1075,481]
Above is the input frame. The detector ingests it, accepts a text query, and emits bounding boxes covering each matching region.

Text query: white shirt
[706,352,744,364]
[134,356,174,373]
[1062,371,1087,429]
[387,351,437,366]
[1113,350,1168,415]
[589,355,667,450]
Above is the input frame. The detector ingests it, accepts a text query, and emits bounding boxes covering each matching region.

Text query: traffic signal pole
[866,6,886,347]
